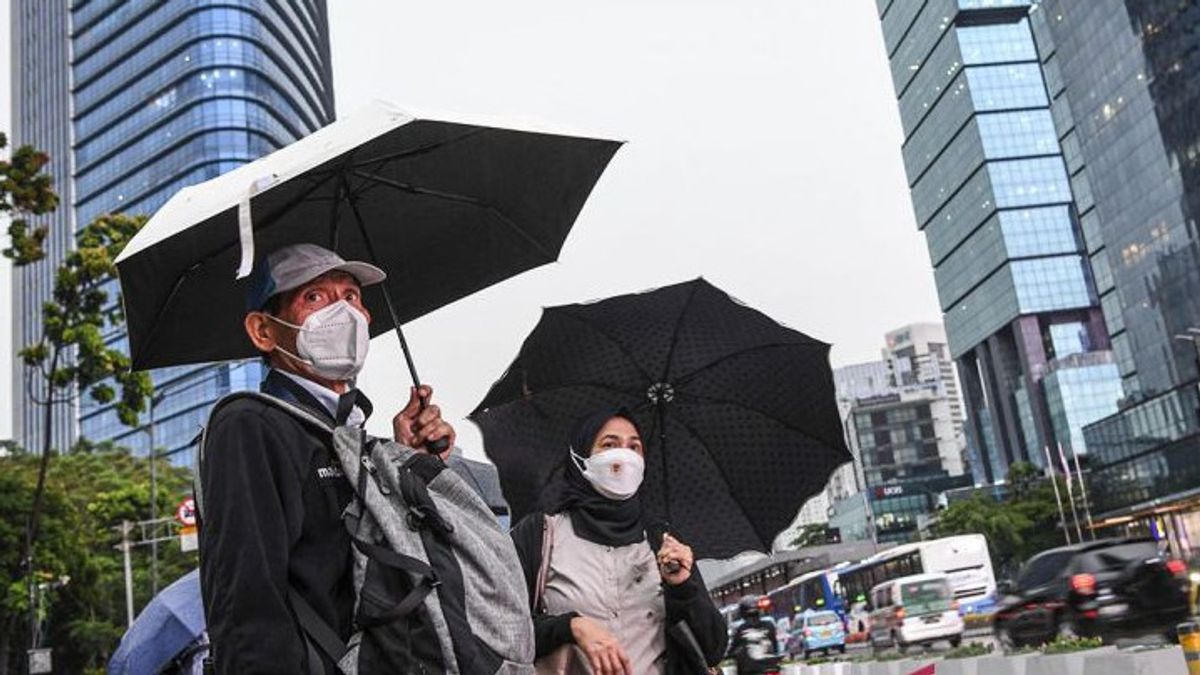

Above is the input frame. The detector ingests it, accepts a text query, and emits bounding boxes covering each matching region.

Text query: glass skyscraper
[11,1,76,454]
[11,1,335,459]
[876,0,1122,484]
[1034,0,1200,400]
[1030,1,1200,553]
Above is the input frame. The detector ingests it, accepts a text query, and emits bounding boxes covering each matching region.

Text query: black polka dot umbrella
[469,278,851,559]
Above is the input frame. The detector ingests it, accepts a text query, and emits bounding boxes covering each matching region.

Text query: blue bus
[765,568,846,631]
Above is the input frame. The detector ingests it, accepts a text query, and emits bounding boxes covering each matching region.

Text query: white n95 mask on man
[268,300,370,381]
[572,447,646,500]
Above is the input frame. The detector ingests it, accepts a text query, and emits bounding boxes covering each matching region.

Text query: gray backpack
[196,392,535,674]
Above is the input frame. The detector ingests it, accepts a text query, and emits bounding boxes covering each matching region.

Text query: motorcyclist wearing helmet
[730,596,780,674]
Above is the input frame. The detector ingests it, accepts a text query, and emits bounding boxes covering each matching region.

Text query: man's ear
[244,312,277,353]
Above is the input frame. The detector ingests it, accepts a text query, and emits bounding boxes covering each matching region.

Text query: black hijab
[550,408,646,547]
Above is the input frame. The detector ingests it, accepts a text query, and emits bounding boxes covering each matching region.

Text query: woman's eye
[306,291,322,303]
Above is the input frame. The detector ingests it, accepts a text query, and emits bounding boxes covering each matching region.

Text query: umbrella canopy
[108,569,204,675]
[470,279,852,559]
[115,101,621,371]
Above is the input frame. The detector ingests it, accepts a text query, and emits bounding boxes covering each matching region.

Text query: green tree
[3,131,154,673]
[0,444,194,674]
[789,523,833,549]
[934,494,1031,572]
[933,462,1067,577]
[1,131,59,262]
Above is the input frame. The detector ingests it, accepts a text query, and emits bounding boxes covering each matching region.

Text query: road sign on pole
[27,648,52,674]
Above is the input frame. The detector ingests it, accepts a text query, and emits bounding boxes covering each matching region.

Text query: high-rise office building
[819,323,967,544]
[1033,0,1200,400]
[1028,1,1200,554]
[11,2,336,458]
[11,1,76,454]
[875,0,1123,484]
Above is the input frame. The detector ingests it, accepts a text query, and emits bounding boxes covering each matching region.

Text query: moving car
[867,573,964,653]
[993,537,1189,647]
[787,609,847,660]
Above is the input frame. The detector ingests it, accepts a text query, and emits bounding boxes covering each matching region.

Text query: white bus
[836,535,996,617]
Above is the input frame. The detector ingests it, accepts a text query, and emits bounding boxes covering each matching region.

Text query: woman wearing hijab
[510,409,728,675]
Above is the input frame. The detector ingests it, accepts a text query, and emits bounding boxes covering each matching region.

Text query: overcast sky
[1,1,942,452]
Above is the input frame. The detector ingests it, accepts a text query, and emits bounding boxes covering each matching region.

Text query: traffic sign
[175,497,197,527]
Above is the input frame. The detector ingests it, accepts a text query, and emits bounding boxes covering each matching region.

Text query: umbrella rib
[350,169,559,262]
[470,380,646,419]
[673,340,828,387]
[349,129,489,170]
[553,309,657,385]
[658,280,703,382]
[661,407,774,551]
[130,167,342,364]
[671,387,846,452]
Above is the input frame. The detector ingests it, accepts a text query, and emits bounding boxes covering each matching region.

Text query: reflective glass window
[1011,255,1092,313]
[998,205,1078,257]
[1112,333,1136,376]
[1090,249,1114,293]
[1101,290,1125,335]
[965,63,1049,111]
[956,19,1037,65]
[1049,322,1088,357]
[958,0,1031,8]
[977,110,1060,158]
[988,157,1072,208]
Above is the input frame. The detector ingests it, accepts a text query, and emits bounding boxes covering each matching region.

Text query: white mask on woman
[572,447,645,500]
[267,300,370,381]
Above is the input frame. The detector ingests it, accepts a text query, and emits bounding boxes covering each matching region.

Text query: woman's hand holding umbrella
[657,533,694,586]
[393,385,456,459]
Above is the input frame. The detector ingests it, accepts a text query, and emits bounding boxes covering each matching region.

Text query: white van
[867,573,964,652]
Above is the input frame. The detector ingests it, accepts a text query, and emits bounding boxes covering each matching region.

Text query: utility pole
[113,514,187,627]
[119,521,135,627]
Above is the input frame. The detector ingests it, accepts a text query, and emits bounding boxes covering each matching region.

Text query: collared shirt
[275,369,367,427]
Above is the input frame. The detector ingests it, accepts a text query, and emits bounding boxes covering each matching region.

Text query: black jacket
[510,512,728,674]
[199,371,368,674]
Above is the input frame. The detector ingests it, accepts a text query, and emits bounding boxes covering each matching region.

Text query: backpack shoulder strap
[288,589,349,675]
[194,391,334,519]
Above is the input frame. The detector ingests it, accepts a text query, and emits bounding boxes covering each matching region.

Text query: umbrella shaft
[344,185,448,452]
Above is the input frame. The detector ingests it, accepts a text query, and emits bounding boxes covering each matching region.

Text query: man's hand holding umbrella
[394,385,457,460]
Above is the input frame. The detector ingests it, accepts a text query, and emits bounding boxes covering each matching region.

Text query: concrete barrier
[1114,646,1189,675]
[935,658,978,675]
[729,644,1186,675]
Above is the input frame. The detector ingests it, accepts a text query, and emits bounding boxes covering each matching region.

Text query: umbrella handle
[344,187,450,456]
[396,318,450,455]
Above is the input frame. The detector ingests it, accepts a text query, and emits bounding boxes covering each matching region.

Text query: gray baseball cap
[246,243,386,310]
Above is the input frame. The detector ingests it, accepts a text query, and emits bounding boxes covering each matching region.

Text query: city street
[719,629,1186,674]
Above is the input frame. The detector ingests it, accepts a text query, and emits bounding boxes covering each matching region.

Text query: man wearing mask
[199,243,455,674]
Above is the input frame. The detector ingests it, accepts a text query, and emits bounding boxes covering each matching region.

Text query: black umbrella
[115,102,621,385]
[470,278,851,559]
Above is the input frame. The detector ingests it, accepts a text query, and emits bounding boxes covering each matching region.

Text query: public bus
[766,568,845,626]
[834,535,996,620]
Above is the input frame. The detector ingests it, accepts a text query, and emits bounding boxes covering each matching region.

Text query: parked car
[867,573,964,653]
[787,609,847,660]
[993,537,1189,647]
